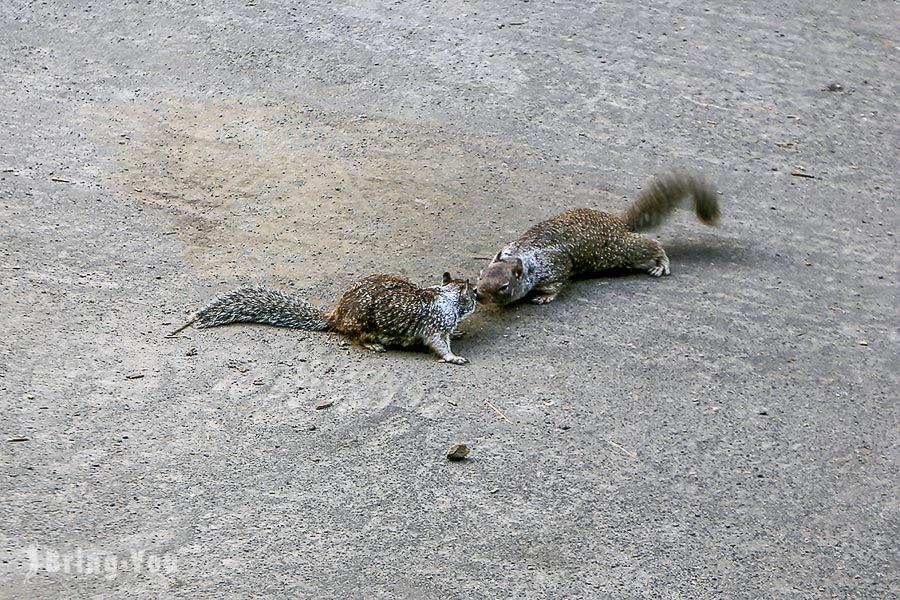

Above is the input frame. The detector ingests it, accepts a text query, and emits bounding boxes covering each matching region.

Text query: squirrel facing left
[170,273,477,364]
[476,173,720,305]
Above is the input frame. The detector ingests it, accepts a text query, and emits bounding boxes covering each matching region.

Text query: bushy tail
[169,286,331,336]
[620,173,720,232]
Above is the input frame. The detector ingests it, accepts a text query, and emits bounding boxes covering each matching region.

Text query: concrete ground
[1,1,898,598]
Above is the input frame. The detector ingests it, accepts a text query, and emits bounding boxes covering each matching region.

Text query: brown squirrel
[476,173,720,305]
[170,273,477,364]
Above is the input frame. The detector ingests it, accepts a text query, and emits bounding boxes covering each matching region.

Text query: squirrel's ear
[513,258,524,278]
[442,272,452,285]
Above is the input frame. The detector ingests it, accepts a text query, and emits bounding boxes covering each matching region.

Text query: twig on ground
[484,399,513,424]
[607,439,636,458]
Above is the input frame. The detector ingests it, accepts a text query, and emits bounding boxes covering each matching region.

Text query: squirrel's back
[512,174,718,255]
[331,274,442,338]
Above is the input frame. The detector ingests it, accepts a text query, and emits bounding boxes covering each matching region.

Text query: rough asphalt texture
[1,1,898,598]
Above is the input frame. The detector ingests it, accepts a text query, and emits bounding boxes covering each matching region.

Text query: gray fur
[621,173,720,231]
[192,286,330,331]
[476,172,720,305]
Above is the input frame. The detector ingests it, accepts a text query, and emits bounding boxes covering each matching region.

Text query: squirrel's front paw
[439,355,469,365]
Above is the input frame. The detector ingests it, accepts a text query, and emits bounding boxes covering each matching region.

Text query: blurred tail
[168,286,331,336]
[621,173,720,232]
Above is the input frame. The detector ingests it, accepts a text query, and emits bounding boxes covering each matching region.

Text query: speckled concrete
[1,1,898,598]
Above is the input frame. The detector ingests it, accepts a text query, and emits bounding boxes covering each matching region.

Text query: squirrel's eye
[499,283,509,291]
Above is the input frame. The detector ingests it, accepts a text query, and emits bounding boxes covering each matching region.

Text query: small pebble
[125,372,144,380]
[307,425,317,431]
[824,83,843,92]
[446,444,469,461]
[758,408,769,415]
[858,340,868,346]
[226,361,250,373]
[315,400,333,410]
[186,347,198,357]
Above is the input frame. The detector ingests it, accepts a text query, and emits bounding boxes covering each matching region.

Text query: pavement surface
[1,1,898,598]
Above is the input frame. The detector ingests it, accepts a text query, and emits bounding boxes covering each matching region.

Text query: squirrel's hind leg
[349,332,388,353]
[647,251,670,277]
[625,235,671,277]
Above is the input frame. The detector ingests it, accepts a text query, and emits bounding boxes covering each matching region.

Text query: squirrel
[169,273,477,364]
[475,173,720,305]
